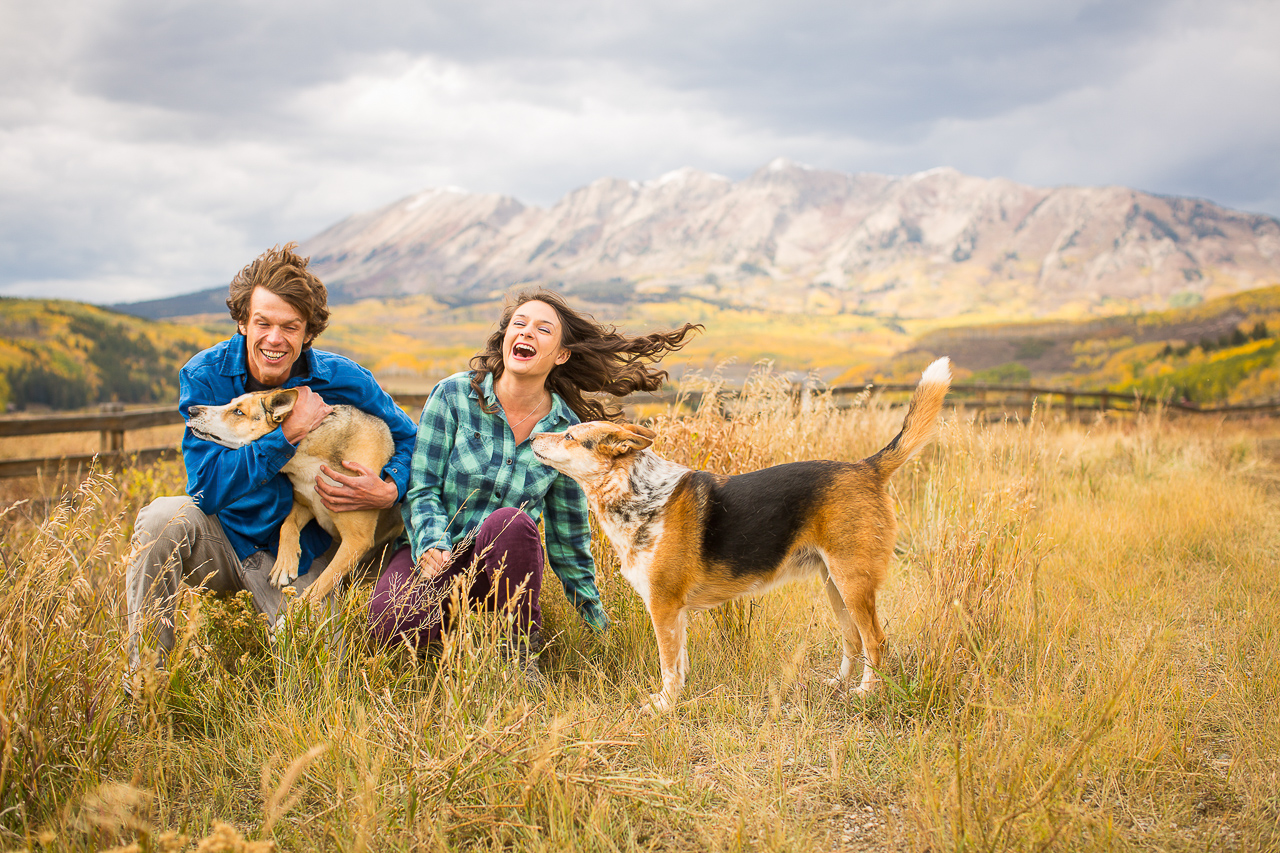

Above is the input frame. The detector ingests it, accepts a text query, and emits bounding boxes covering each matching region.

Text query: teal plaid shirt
[402,371,607,631]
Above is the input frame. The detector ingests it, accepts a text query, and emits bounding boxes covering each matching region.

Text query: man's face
[238,287,310,387]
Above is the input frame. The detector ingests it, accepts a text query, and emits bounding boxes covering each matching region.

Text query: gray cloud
[1,0,1277,302]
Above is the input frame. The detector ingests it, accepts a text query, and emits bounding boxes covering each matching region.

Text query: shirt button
[507,458,514,465]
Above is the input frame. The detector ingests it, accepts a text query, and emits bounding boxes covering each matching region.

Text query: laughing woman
[369,288,699,681]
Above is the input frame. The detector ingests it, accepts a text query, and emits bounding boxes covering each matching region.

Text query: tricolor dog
[186,389,403,610]
[532,358,951,711]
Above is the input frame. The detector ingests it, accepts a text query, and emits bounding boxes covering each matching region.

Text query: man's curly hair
[226,242,330,346]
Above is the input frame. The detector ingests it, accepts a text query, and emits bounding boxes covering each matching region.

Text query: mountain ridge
[115,161,1280,321]
[298,160,1280,317]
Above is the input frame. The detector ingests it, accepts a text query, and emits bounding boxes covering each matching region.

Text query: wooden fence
[1,385,1277,480]
[652,382,1280,420]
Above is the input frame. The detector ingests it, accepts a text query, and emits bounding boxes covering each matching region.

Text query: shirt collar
[472,370,575,427]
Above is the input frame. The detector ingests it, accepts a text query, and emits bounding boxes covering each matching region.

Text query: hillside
[0,299,215,411]
[13,284,1279,412]
[893,285,1280,404]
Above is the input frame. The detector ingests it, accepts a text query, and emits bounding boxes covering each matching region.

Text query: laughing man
[125,243,416,677]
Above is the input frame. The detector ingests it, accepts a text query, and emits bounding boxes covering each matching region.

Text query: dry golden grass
[1,373,1278,851]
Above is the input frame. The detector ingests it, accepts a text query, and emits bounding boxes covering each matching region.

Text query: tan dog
[532,358,951,711]
[186,389,403,609]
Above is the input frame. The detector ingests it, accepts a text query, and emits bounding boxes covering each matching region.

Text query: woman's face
[502,299,570,383]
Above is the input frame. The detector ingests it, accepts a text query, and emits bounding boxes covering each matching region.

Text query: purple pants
[369,508,544,649]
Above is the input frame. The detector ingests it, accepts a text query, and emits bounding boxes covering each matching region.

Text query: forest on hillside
[8,282,1280,412]
[0,299,212,411]
[894,285,1280,404]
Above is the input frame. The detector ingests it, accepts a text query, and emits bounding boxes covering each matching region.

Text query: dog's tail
[865,357,951,480]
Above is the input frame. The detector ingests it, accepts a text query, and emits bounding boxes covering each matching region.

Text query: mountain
[110,287,236,321]
[291,160,1280,319]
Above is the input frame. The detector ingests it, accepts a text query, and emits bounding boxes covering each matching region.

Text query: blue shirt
[402,371,607,630]
[179,334,417,571]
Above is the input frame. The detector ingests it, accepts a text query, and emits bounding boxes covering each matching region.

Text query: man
[126,243,417,674]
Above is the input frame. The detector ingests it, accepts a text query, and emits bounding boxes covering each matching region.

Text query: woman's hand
[316,461,399,512]
[417,548,450,578]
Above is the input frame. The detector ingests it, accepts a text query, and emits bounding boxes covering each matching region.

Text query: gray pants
[125,495,336,671]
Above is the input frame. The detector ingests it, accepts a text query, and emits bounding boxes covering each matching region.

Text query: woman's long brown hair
[469,288,702,422]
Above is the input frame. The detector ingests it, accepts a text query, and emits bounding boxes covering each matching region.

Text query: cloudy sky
[2,0,1278,304]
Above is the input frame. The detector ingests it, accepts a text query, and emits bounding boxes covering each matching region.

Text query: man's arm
[371,380,417,497]
[180,370,296,515]
[313,365,417,512]
[315,460,398,511]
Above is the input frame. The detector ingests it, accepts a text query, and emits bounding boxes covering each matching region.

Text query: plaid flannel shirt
[402,371,608,631]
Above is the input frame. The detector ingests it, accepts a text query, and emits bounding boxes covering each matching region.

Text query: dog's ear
[263,388,299,425]
[600,424,654,455]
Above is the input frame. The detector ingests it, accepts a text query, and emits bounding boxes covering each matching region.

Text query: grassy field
[2,375,1279,851]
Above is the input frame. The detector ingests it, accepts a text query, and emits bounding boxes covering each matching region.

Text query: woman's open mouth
[512,342,537,360]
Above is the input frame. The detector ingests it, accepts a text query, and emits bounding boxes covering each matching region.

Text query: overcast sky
[2,0,1278,304]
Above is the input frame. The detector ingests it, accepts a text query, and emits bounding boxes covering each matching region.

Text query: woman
[369,288,700,680]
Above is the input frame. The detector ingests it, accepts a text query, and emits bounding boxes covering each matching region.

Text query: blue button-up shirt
[180,334,417,571]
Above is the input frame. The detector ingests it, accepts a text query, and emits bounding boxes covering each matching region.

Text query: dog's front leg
[646,600,688,713]
[271,500,314,588]
[295,509,377,609]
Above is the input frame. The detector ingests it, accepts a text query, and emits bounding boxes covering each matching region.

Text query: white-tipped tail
[920,356,952,387]
[867,357,953,478]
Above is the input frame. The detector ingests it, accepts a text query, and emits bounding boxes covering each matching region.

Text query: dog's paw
[644,692,676,714]
[825,675,848,691]
[269,561,299,589]
[268,615,286,645]
[851,681,881,698]
[294,586,324,611]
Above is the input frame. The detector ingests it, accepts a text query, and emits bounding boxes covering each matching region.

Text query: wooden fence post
[99,402,124,454]
[799,376,815,417]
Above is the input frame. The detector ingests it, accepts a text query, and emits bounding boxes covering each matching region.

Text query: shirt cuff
[577,600,610,634]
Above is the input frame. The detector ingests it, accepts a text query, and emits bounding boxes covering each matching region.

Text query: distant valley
[7,282,1279,412]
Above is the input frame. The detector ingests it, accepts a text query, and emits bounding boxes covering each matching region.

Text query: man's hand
[417,548,450,579]
[316,460,398,512]
[281,386,333,444]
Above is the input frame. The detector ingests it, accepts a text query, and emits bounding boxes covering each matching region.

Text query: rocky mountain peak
[299,161,1280,317]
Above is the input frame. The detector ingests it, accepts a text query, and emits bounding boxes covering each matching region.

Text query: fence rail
[642,382,1280,418]
[2,384,1277,480]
